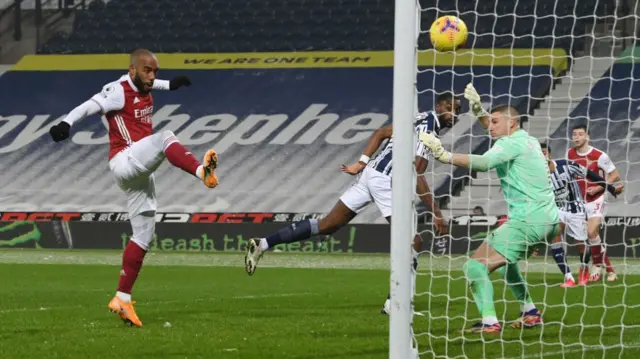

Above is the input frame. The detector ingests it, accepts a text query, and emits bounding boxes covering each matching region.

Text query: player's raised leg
[131,129,219,188]
[245,199,357,275]
[245,165,377,275]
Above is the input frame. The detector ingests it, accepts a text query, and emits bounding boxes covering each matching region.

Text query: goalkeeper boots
[202,149,219,188]
[245,238,265,276]
[461,322,502,334]
[511,309,542,329]
[108,296,142,327]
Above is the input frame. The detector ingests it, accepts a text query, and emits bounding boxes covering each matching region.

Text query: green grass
[0,250,639,359]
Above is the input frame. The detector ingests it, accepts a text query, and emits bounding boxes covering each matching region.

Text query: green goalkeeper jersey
[479,129,559,225]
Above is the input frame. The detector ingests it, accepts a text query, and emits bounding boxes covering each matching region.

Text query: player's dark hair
[540,142,550,153]
[437,91,456,103]
[572,123,590,135]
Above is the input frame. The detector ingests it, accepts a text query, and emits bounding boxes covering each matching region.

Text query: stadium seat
[37,0,606,54]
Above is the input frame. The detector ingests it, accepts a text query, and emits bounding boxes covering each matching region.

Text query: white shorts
[558,210,588,241]
[108,132,167,217]
[584,196,606,219]
[339,166,392,218]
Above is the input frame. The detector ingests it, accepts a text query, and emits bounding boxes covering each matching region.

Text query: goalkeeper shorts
[487,220,559,263]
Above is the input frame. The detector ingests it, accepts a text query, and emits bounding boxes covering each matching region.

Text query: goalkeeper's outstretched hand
[419,132,451,163]
[464,83,487,118]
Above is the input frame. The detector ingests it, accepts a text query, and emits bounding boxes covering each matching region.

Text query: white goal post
[390,0,640,358]
[389,0,419,358]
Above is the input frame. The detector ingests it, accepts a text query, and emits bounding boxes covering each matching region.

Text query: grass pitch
[0,250,639,359]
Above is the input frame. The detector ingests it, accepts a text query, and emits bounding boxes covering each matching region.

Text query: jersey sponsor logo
[0,104,390,154]
[133,106,153,124]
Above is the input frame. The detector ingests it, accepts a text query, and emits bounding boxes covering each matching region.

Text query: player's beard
[439,113,455,127]
[133,73,153,94]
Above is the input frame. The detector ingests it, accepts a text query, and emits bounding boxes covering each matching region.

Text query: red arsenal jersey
[567,146,616,202]
[90,75,154,160]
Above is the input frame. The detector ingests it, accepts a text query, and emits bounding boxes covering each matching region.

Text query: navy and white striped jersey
[368,111,441,177]
[549,159,588,214]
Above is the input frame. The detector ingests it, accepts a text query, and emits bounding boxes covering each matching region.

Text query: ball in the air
[430,15,468,51]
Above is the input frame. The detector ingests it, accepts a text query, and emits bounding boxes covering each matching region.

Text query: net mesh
[410,0,640,358]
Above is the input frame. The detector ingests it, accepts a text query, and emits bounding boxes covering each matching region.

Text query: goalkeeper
[419,84,559,334]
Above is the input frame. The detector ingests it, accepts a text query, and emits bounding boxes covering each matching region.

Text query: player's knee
[161,130,176,142]
[130,211,156,249]
[463,259,487,282]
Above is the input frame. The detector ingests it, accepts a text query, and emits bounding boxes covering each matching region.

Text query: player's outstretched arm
[464,83,489,129]
[50,83,126,143]
[570,160,623,196]
[49,99,102,142]
[585,169,622,197]
[152,76,192,91]
[418,131,515,171]
[341,124,392,175]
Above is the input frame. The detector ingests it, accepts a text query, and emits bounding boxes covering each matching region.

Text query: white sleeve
[89,83,125,114]
[152,79,170,90]
[62,100,102,126]
[597,153,616,174]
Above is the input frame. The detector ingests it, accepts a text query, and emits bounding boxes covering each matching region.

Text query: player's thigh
[486,221,554,264]
[129,133,167,174]
[584,196,606,219]
[470,241,508,273]
[338,169,372,216]
[129,210,156,251]
[125,174,158,218]
[366,168,392,218]
[319,200,357,234]
[563,212,588,242]
[551,221,565,244]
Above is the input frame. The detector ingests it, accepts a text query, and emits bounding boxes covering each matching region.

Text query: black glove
[169,76,191,90]
[50,121,71,142]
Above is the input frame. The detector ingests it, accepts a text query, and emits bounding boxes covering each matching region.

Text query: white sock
[259,238,269,251]
[116,291,131,303]
[195,165,204,180]
[565,272,575,281]
[521,301,537,313]
[482,316,499,325]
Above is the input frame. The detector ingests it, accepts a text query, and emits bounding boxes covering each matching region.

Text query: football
[429,15,468,51]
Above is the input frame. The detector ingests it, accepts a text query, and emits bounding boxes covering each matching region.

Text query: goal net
[397,0,640,358]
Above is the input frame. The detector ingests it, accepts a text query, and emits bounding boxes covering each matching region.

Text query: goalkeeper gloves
[419,132,451,163]
[49,121,71,142]
[169,76,192,91]
[464,83,488,118]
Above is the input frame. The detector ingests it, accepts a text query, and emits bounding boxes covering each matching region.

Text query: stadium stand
[36,0,617,54]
